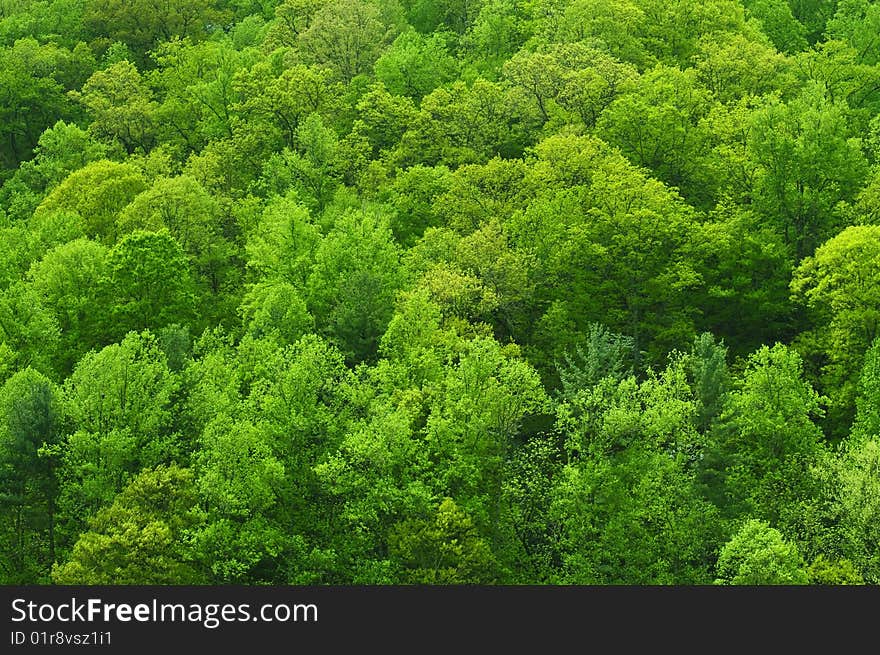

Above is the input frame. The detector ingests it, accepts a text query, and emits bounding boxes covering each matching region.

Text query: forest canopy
[1,0,879,586]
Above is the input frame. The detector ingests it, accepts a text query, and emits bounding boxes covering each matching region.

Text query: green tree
[306,206,403,363]
[63,330,178,444]
[791,225,880,436]
[374,29,458,99]
[231,60,343,157]
[551,358,721,584]
[0,38,85,173]
[532,0,650,67]
[834,438,880,582]
[0,120,107,223]
[274,113,344,211]
[743,0,809,53]
[57,330,180,548]
[712,344,826,527]
[748,85,868,259]
[194,415,286,582]
[72,60,158,154]
[502,46,572,126]
[464,0,533,71]
[687,332,731,433]
[693,33,797,104]
[407,219,535,345]
[552,46,638,129]
[52,465,205,584]
[265,0,324,48]
[239,281,313,346]
[406,0,484,34]
[313,401,431,581]
[513,134,704,370]
[555,323,635,401]
[101,230,197,339]
[150,38,258,155]
[389,498,498,583]
[0,221,33,293]
[807,554,864,584]
[788,0,840,43]
[424,337,547,548]
[0,282,60,380]
[692,206,794,357]
[117,175,239,321]
[351,82,419,159]
[795,39,880,113]
[597,65,712,204]
[35,160,147,243]
[550,450,723,584]
[298,0,393,82]
[26,238,108,373]
[398,78,531,166]
[827,0,880,64]
[82,0,227,62]
[634,0,755,65]
[715,519,810,585]
[0,0,90,50]
[385,164,451,246]
[245,193,320,287]
[0,369,61,582]
[497,433,564,582]
[852,338,880,440]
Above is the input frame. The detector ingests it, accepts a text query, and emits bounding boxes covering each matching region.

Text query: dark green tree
[0,369,61,583]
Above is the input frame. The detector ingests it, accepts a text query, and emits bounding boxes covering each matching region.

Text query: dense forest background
[1,0,879,585]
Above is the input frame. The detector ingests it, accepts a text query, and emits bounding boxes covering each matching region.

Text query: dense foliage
[1,0,878,585]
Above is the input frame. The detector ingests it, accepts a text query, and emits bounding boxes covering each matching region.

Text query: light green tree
[35,160,147,243]
[713,344,826,527]
[298,0,393,82]
[715,519,810,585]
[72,60,158,154]
[26,238,108,373]
[791,225,880,436]
[852,339,880,440]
